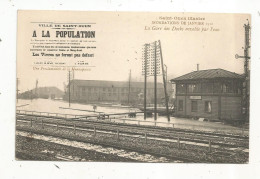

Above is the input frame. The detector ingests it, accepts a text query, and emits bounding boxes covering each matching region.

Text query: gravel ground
[16,122,249,163]
[16,135,139,162]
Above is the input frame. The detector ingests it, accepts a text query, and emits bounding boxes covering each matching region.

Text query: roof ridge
[72,79,163,83]
[171,68,243,81]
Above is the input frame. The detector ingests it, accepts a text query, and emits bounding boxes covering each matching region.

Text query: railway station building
[170,69,244,121]
[65,80,173,105]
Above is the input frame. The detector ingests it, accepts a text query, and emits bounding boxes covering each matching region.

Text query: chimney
[197,64,199,71]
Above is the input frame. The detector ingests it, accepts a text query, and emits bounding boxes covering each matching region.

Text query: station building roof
[70,79,166,89]
[170,68,244,82]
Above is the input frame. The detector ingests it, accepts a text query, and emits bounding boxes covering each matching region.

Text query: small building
[19,86,64,99]
[66,80,172,105]
[170,69,244,121]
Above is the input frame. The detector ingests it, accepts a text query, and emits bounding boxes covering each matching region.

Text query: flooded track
[15,99,249,163]
[16,99,248,135]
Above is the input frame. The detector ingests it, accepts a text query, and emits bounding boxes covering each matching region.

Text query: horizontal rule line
[51,28,75,29]
[30,43,81,44]
[30,22,96,24]
[51,66,96,67]
[33,65,96,67]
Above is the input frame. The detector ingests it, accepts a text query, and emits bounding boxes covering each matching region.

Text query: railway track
[16,113,249,150]
[16,113,249,163]
[16,130,189,163]
[16,112,248,137]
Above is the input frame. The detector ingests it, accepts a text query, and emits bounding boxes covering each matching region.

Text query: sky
[17,11,250,93]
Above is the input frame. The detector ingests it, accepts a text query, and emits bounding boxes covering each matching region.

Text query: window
[178,100,183,111]
[233,81,242,94]
[177,84,186,94]
[205,101,212,113]
[202,83,213,93]
[222,81,233,93]
[213,82,221,93]
[188,83,200,93]
[82,87,86,96]
[191,101,198,112]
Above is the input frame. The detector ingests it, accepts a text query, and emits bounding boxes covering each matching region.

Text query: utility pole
[35,79,38,98]
[127,69,132,105]
[143,44,149,120]
[154,41,157,121]
[164,64,168,83]
[68,70,71,107]
[30,90,33,101]
[143,40,169,121]
[72,69,75,98]
[235,20,250,122]
[159,40,170,122]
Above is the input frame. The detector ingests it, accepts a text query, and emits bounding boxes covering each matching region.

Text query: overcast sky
[17,11,250,92]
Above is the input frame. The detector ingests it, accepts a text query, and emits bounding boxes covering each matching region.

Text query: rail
[16,116,249,161]
[16,109,175,127]
[16,109,88,119]
[16,109,248,136]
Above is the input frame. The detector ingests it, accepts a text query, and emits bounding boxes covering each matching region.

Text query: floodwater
[16,98,248,135]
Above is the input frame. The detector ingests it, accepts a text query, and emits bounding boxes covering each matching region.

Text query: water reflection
[17,99,247,134]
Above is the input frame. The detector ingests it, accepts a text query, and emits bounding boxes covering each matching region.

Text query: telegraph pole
[68,70,71,107]
[159,41,170,121]
[154,41,157,121]
[235,20,250,122]
[143,44,149,120]
[35,79,38,98]
[128,69,131,105]
[164,64,168,83]
[30,90,33,101]
[143,41,168,121]
[72,69,75,98]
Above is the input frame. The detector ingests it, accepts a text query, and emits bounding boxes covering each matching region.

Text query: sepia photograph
[15,10,250,163]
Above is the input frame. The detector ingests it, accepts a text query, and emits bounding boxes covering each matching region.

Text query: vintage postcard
[16,10,250,163]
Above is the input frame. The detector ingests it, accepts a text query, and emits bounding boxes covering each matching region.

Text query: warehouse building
[170,68,244,121]
[66,80,172,105]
